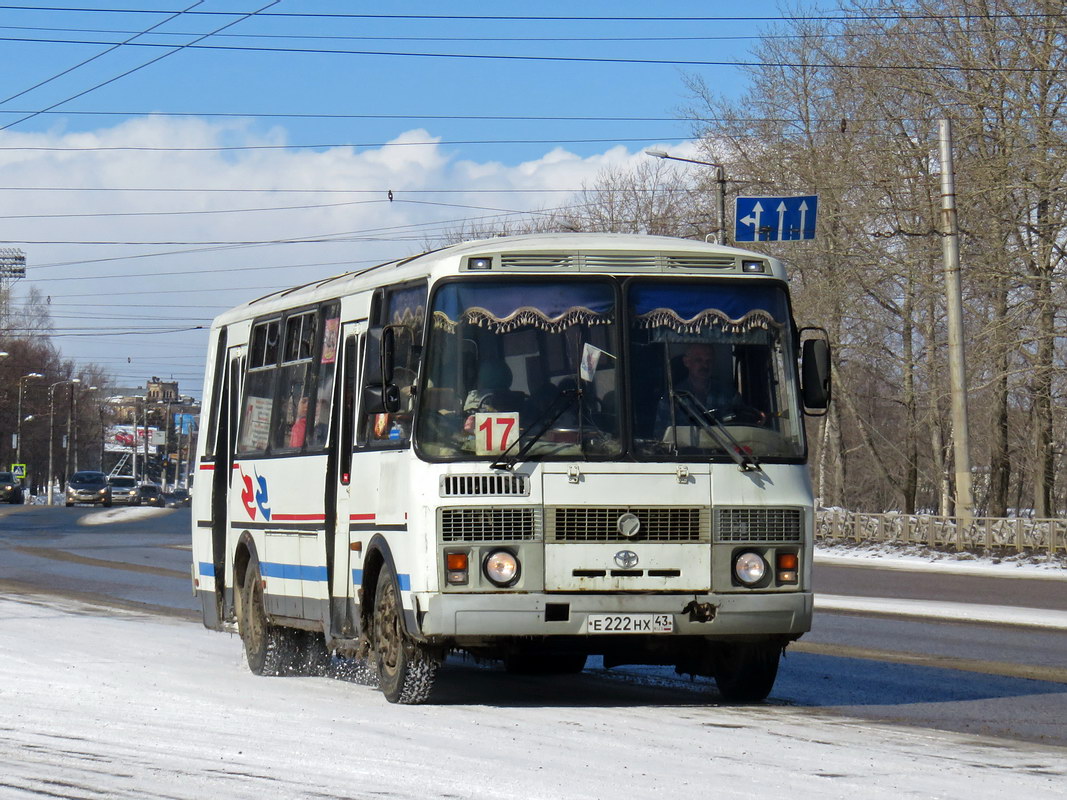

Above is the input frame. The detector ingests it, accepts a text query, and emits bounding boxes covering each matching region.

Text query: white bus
[191,232,831,704]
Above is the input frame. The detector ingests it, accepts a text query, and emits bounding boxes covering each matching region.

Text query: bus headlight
[733,551,767,586]
[483,550,520,587]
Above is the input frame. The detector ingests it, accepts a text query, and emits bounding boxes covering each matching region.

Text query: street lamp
[645,149,728,245]
[47,379,80,505]
[15,372,43,467]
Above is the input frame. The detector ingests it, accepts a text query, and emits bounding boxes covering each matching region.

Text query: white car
[107,476,141,506]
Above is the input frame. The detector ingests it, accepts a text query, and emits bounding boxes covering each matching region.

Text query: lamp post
[645,149,729,245]
[15,372,43,468]
[47,379,79,505]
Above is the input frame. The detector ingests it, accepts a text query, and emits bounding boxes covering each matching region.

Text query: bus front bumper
[417,591,812,641]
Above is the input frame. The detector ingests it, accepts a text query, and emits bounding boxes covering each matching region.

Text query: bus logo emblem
[614,550,639,569]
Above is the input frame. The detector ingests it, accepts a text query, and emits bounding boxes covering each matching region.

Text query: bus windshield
[416,277,622,460]
[627,280,805,461]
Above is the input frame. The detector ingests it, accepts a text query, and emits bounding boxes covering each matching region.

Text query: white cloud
[0,116,653,390]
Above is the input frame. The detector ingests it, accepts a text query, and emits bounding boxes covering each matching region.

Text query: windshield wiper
[671,390,761,472]
[491,387,580,471]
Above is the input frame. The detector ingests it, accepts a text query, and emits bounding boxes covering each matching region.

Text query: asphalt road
[2,505,1065,747]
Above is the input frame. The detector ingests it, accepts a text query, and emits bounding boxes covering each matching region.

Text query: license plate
[584,613,674,634]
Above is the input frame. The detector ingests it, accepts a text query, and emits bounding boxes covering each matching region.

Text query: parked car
[138,484,164,507]
[66,471,112,507]
[108,475,141,506]
[0,471,23,504]
[163,488,190,508]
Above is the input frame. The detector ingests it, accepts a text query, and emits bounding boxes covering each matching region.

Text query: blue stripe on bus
[260,561,329,582]
[199,562,215,578]
[352,569,410,591]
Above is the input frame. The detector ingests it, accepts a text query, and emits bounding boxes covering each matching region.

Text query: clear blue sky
[0,1,827,393]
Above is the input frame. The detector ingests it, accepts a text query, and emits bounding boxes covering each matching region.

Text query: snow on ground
[1,594,1065,800]
[76,506,175,526]
[815,540,1067,578]
[814,541,1067,629]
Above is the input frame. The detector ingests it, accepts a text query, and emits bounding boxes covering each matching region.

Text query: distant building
[147,377,179,403]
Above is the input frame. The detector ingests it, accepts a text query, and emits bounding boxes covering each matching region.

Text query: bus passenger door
[328,323,364,638]
[211,345,244,623]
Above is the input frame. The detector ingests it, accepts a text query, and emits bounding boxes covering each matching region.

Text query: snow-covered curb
[816,542,1066,579]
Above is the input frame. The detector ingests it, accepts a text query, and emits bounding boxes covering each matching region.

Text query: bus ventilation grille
[666,255,736,270]
[439,507,541,542]
[440,474,530,497]
[547,507,709,542]
[714,507,803,542]
[499,253,575,270]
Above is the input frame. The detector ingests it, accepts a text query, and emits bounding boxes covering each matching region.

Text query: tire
[237,560,299,676]
[713,642,781,703]
[505,651,587,675]
[373,565,440,704]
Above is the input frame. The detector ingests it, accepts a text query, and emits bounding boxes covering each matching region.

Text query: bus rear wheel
[238,560,298,676]
[713,642,781,703]
[373,565,439,704]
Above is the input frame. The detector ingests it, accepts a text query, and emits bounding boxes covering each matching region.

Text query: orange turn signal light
[447,553,468,571]
[776,553,799,570]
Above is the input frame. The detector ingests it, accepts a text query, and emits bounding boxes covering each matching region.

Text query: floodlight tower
[0,248,27,333]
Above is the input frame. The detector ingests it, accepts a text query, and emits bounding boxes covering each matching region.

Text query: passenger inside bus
[288,395,309,447]
[462,359,526,414]
[655,342,765,433]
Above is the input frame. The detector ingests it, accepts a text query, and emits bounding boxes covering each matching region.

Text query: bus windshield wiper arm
[491,388,580,471]
[672,390,761,472]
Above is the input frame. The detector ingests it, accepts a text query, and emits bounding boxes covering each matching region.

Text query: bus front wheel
[373,565,440,704]
[713,642,781,703]
[238,560,298,676]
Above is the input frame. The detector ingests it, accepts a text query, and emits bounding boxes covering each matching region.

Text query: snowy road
[2,593,1065,800]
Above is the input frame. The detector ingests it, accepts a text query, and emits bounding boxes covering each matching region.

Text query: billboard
[104,425,165,453]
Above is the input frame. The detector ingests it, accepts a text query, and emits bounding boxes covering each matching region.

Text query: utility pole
[939,119,974,532]
[644,149,729,244]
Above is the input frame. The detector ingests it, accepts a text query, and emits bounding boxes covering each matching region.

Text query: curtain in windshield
[417,279,621,460]
[627,280,805,461]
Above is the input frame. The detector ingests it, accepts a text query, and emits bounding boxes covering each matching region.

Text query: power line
[0,1,204,107]
[0,198,386,220]
[1,7,1064,22]
[0,109,683,121]
[0,1,281,131]
[0,135,690,151]
[1,35,1059,73]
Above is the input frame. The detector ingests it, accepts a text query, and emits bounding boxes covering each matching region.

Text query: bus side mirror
[363,383,401,414]
[364,326,396,386]
[800,332,831,412]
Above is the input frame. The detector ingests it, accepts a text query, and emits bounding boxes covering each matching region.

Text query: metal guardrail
[816,510,1067,556]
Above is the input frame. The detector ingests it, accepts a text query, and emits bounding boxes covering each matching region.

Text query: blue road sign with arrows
[735,195,818,242]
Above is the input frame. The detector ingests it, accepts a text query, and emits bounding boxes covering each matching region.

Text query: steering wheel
[716,406,768,427]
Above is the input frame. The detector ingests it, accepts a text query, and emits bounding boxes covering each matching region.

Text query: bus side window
[361,282,426,448]
[237,319,280,454]
[306,308,340,449]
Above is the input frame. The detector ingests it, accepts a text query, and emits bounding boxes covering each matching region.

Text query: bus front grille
[440,474,530,497]
[714,507,804,542]
[546,507,709,543]
[439,507,542,542]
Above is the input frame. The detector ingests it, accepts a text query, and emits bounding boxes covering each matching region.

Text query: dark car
[0,471,23,504]
[66,471,112,507]
[164,489,190,508]
[138,484,164,507]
